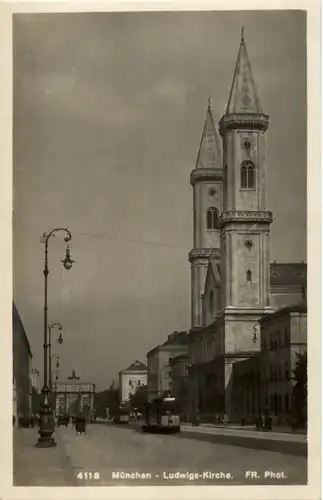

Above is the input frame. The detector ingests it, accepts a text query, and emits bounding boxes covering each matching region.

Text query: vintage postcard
[1,1,321,499]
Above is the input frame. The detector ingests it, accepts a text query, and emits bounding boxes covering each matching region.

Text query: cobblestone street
[13,424,307,486]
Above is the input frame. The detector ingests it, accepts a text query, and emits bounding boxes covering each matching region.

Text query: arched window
[240,160,256,189]
[241,163,247,188]
[206,207,218,230]
[247,269,252,282]
[209,290,214,314]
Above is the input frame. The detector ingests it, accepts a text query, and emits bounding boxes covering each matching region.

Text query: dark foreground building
[13,302,33,420]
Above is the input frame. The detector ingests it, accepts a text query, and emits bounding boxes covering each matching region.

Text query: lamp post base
[35,436,57,448]
[35,397,56,448]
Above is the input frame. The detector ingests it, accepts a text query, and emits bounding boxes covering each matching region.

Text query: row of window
[264,362,290,381]
[261,329,289,350]
[190,337,224,365]
[265,393,290,412]
[242,392,291,413]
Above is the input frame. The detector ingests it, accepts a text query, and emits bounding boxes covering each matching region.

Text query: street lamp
[36,228,74,448]
[48,323,63,393]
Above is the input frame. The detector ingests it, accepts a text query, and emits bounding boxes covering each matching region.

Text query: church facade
[187,30,306,421]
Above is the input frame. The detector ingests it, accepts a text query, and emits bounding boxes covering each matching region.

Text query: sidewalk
[180,424,307,443]
[13,427,77,486]
[126,421,307,456]
[186,422,306,435]
[178,424,307,456]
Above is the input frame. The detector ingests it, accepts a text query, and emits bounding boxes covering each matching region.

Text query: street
[14,423,307,486]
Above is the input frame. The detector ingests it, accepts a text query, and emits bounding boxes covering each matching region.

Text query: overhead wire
[13,221,190,251]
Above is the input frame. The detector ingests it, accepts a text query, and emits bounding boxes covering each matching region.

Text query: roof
[122,360,147,372]
[226,28,263,115]
[259,303,307,325]
[270,262,307,287]
[195,100,222,170]
[147,331,189,356]
[163,330,189,346]
[12,302,32,357]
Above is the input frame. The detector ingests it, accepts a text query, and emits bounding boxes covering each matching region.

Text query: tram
[113,406,130,425]
[142,396,180,433]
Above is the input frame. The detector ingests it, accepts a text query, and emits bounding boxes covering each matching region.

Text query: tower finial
[208,96,212,109]
[241,25,244,42]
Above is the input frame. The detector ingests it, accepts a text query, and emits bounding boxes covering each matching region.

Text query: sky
[13,10,307,391]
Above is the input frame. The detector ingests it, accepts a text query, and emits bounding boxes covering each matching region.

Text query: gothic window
[206,207,218,230]
[240,160,256,189]
[209,291,214,315]
[247,269,252,282]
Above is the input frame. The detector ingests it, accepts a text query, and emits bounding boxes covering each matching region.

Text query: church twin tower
[189,30,273,346]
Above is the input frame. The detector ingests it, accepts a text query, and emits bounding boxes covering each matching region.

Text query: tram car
[142,397,180,433]
[113,407,130,425]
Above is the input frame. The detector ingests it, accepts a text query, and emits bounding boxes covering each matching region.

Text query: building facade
[186,30,307,421]
[231,354,261,422]
[118,360,147,403]
[31,368,40,393]
[260,304,307,424]
[169,354,189,420]
[13,302,33,419]
[147,331,188,401]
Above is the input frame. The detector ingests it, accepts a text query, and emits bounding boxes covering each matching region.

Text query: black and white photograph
[9,4,320,495]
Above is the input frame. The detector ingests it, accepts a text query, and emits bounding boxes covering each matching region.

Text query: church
[187,29,307,421]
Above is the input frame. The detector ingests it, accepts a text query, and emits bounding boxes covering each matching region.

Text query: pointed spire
[195,99,222,170]
[226,29,262,114]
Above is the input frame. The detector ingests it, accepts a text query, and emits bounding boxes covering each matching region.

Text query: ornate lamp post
[36,228,74,448]
[48,323,63,393]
